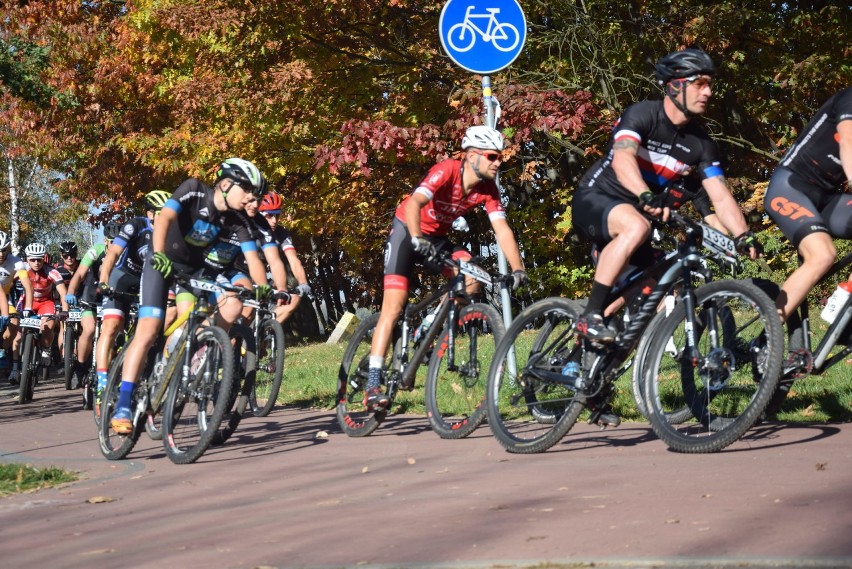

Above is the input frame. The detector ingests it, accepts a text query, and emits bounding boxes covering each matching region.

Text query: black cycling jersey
[113,217,152,276]
[212,211,277,276]
[55,265,74,288]
[578,100,725,201]
[779,87,852,191]
[163,178,257,267]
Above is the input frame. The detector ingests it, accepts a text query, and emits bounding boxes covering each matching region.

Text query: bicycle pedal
[588,409,621,429]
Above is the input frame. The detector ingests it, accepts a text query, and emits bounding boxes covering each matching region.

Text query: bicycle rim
[486,297,586,453]
[644,280,783,453]
[162,326,235,464]
[425,303,504,439]
[19,333,36,404]
[213,324,256,446]
[98,351,142,460]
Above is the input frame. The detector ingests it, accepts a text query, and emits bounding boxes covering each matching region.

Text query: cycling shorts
[573,186,639,247]
[103,268,141,321]
[765,166,852,247]
[17,297,56,316]
[383,218,469,291]
[139,259,237,320]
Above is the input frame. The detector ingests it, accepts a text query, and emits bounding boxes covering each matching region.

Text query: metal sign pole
[482,76,517,375]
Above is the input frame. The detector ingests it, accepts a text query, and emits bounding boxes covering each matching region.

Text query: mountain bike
[337,255,508,438]
[88,293,138,423]
[99,276,236,464]
[17,312,64,404]
[245,291,291,417]
[486,211,784,454]
[62,308,83,390]
[757,252,852,417]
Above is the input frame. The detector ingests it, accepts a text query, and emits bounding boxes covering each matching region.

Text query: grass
[0,463,78,497]
[280,307,852,424]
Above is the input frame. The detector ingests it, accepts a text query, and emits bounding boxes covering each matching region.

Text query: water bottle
[821,281,852,324]
[561,361,580,381]
[165,328,183,359]
[413,310,438,344]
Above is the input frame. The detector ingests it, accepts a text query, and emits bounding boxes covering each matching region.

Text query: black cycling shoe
[574,313,617,344]
[589,404,621,428]
[364,387,389,411]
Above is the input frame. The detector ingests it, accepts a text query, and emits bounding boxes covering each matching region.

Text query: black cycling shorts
[383,218,468,291]
[103,268,140,320]
[572,186,631,247]
[765,166,852,247]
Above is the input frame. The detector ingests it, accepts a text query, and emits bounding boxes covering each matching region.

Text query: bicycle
[99,275,237,464]
[337,255,507,438]
[62,307,83,390]
[17,312,64,404]
[756,252,852,417]
[244,291,291,417]
[87,293,138,423]
[486,211,785,454]
[447,6,521,53]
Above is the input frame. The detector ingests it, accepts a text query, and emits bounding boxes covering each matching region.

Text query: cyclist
[363,125,527,410]
[764,86,852,332]
[66,235,111,387]
[22,242,69,366]
[256,191,313,323]
[0,231,34,384]
[571,48,760,343]
[109,158,271,434]
[91,190,170,411]
[56,241,80,372]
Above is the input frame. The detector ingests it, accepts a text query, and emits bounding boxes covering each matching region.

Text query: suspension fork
[678,265,707,363]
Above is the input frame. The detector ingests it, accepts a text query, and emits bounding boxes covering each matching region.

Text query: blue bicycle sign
[439,0,526,75]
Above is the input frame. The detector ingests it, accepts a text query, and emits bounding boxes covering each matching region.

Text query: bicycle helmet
[144,190,171,211]
[259,191,283,214]
[0,230,10,251]
[215,158,265,197]
[461,126,505,151]
[24,242,46,259]
[655,48,716,84]
[59,241,79,257]
[103,222,122,240]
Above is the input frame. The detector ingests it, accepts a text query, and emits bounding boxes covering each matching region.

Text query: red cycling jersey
[394,159,506,236]
[28,266,63,301]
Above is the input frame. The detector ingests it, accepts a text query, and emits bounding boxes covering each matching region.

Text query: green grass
[0,463,78,497]
[280,313,852,424]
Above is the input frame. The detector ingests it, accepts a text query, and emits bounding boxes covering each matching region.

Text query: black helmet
[59,241,78,257]
[655,49,716,84]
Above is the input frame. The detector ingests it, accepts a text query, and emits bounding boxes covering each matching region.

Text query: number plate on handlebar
[20,317,41,329]
[700,224,736,258]
[67,310,82,322]
[189,278,224,294]
[458,260,492,285]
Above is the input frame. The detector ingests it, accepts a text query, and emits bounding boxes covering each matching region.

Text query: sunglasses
[62,253,76,258]
[28,258,43,262]
[688,76,714,89]
[473,150,503,162]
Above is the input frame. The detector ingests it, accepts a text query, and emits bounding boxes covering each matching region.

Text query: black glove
[254,284,272,301]
[295,283,312,298]
[151,251,173,279]
[638,190,657,207]
[510,270,528,290]
[21,308,33,319]
[411,236,437,259]
[57,310,69,322]
[735,231,763,256]
[97,282,112,298]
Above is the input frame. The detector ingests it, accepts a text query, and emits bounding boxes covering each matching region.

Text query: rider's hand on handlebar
[638,191,670,221]
[295,282,312,298]
[96,282,112,298]
[735,231,763,260]
[151,251,173,279]
[21,308,33,319]
[411,236,437,260]
[254,284,272,302]
[510,270,528,290]
[65,293,78,306]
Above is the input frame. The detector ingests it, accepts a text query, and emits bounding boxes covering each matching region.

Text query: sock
[585,280,613,316]
[96,369,108,392]
[116,381,135,412]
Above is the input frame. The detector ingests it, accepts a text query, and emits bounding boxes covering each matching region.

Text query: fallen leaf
[815,462,827,471]
[407,457,416,465]
[86,496,114,504]
[361,466,369,473]
[315,430,329,439]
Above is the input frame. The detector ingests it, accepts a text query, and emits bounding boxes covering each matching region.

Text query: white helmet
[24,242,46,259]
[461,125,504,151]
[215,157,265,196]
[0,230,10,251]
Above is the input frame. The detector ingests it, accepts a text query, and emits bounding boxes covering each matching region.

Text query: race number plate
[189,278,223,294]
[20,317,42,329]
[701,224,736,257]
[459,260,492,285]
[67,310,83,322]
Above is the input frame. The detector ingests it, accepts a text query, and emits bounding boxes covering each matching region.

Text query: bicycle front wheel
[19,333,36,404]
[644,280,784,453]
[425,303,505,439]
[63,325,76,390]
[336,313,387,437]
[249,318,284,417]
[486,297,586,453]
[212,324,256,445]
[162,325,235,464]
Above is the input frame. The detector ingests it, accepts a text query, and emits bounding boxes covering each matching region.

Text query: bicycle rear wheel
[98,350,142,460]
[486,297,586,453]
[644,280,784,453]
[249,318,284,417]
[336,313,387,437]
[425,303,505,439]
[162,325,235,464]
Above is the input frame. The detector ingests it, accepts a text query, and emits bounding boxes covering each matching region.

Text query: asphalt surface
[2,376,852,569]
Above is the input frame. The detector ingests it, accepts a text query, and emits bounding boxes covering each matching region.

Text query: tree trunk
[7,156,20,254]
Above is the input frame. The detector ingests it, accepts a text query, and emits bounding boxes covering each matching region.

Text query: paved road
[2,378,852,569]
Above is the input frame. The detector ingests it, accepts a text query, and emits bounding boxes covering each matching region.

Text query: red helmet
[259,191,283,214]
